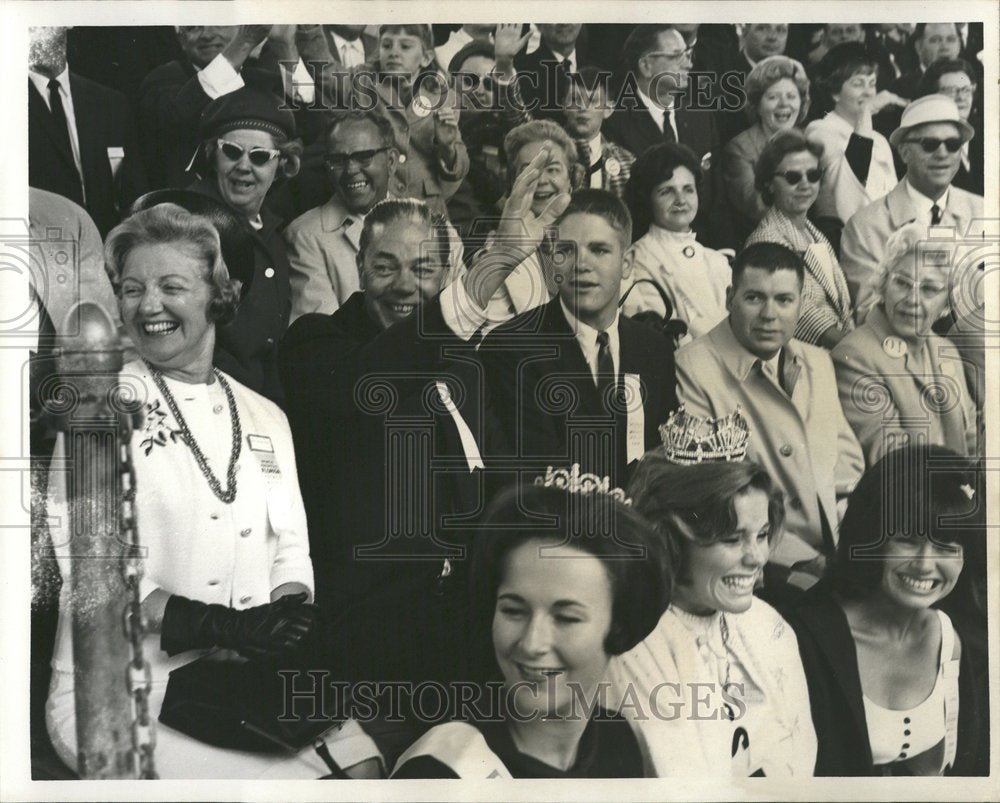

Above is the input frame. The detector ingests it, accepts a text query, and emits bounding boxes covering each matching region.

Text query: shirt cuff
[439,275,489,342]
[323,718,384,773]
[284,58,316,104]
[197,53,246,99]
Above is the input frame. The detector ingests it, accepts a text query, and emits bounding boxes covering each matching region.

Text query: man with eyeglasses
[841,94,983,320]
[604,24,721,244]
[284,110,463,322]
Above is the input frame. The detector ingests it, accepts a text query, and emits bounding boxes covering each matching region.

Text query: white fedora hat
[889,94,975,149]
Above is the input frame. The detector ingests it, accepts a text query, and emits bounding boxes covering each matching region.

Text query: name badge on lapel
[247,434,281,487]
[624,373,644,465]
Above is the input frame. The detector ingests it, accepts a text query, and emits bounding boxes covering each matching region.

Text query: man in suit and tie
[604,25,721,243]
[841,94,983,318]
[279,157,569,763]
[874,23,963,142]
[513,24,590,120]
[28,26,147,238]
[479,189,679,488]
[675,242,864,594]
[562,67,636,199]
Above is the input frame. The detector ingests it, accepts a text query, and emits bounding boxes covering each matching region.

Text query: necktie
[47,78,73,156]
[576,139,592,173]
[931,203,943,225]
[662,108,676,143]
[596,330,615,403]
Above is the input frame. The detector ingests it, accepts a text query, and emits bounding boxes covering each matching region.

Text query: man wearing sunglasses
[285,110,463,323]
[841,94,983,320]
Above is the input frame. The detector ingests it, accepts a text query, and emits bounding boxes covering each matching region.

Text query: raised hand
[494,23,531,67]
[464,145,571,308]
[433,106,461,150]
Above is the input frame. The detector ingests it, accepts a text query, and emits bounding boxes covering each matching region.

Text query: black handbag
[159,649,349,776]
[619,278,689,349]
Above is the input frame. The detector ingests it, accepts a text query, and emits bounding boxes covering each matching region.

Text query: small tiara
[534,464,632,505]
[659,405,751,465]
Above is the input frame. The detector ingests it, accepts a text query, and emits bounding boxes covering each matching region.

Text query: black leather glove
[161,592,318,659]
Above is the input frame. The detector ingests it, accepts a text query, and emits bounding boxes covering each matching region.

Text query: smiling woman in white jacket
[44,203,378,778]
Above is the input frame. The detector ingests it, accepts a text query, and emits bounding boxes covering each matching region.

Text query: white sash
[392,722,513,779]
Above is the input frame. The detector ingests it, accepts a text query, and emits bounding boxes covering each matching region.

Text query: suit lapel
[543,300,604,418]
[28,79,76,169]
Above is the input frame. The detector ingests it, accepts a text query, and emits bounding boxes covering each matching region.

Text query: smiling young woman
[608,445,818,778]
[391,480,669,779]
[783,444,987,775]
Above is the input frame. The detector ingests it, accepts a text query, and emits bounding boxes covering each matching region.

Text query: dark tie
[931,203,943,225]
[576,139,591,173]
[47,78,73,156]
[596,330,615,404]
[662,109,676,143]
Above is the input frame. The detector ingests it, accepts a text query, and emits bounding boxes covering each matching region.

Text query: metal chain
[118,408,158,779]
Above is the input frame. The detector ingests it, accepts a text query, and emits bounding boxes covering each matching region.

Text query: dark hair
[624,142,702,240]
[356,197,450,270]
[828,444,981,599]
[622,24,678,76]
[732,241,804,287]
[628,452,785,583]
[754,128,824,206]
[325,108,397,152]
[556,188,633,249]
[471,482,670,656]
[448,40,494,75]
[917,57,978,97]
[813,41,878,109]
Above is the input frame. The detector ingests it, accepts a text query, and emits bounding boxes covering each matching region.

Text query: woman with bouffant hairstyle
[608,429,817,778]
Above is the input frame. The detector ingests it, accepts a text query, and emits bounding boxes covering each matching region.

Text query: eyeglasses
[773,168,823,184]
[216,139,282,166]
[887,272,947,300]
[643,46,694,62]
[903,137,963,154]
[325,147,392,170]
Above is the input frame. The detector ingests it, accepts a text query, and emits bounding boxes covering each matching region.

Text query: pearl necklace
[144,361,242,504]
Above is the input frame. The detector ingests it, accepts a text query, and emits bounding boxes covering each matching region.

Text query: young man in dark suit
[603,24,723,245]
[28,26,147,238]
[513,24,592,120]
[479,189,679,488]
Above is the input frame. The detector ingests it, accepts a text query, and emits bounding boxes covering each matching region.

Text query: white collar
[637,85,674,113]
[559,296,620,375]
[29,64,69,94]
[905,179,949,217]
[331,31,364,51]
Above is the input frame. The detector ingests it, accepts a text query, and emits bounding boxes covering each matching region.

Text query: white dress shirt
[905,180,950,226]
[29,67,84,196]
[637,85,678,141]
[560,298,620,382]
[332,30,367,68]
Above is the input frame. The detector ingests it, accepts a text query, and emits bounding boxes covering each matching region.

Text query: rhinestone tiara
[659,405,751,465]
[534,464,632,505]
